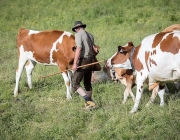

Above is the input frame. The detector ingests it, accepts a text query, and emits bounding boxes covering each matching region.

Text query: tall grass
[1,0,180,139]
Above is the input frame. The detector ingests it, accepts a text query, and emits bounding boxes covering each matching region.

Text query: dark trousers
[72,59,93,92]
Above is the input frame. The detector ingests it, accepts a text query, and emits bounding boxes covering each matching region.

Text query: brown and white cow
[14,28,76,99]
[103,56,168,106]
[107,30,180,113]
[103,60,136,104]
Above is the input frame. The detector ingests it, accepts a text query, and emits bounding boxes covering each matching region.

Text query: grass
[1,0,180,139]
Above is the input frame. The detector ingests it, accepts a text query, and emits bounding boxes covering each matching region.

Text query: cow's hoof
[14,93,18,97]
[66,97,72,100]
[146,101,152,107]
[130,108,137,114]
[160,103,165,106]
[122,101,126,104]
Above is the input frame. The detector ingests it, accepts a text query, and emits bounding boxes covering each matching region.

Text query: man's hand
[93,45,100,54]
[72,63,78,71]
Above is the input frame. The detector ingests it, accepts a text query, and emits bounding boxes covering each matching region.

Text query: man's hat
[72,21,86,32]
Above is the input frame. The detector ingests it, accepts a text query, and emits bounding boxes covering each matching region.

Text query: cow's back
[137,31,180,82]
[16,28,75,66]
[162,24,180,32]
[17,28,66,52]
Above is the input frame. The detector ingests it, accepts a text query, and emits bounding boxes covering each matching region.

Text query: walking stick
[39,60,105,79]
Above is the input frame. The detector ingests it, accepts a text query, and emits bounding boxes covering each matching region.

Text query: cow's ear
[72,46,76,52]
[118,46,122,52]
[118,46,126,53]
[128,42,134,47]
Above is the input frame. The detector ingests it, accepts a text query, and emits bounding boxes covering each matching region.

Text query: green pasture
[1,0,180,139]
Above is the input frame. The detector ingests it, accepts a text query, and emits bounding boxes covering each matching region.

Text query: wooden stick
[39,60,105,79]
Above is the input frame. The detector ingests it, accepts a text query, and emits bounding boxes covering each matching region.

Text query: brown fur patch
[145,51,150,71]
[162,24,180,32]
[152,50,156,55]
[160,33,180,55]
[150,58,157,66]
[152,32,166,48]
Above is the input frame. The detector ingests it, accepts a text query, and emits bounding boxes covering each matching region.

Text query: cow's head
[111,42,135,70]
[102,60,118,82]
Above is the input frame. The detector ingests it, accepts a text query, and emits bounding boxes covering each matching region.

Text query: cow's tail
[16,28,28,48]
[149,82,159,91]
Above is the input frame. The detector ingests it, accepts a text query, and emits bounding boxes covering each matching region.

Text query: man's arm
[72,46,81,71]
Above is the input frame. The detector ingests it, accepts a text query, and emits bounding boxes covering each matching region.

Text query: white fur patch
[49,31,72,65]
[28,30,40,35]
[106,52,117,67]
[64,31,72,37]
[113,59,132,69]
[19,45,34,60]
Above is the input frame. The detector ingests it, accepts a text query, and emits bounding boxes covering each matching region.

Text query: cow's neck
[130,46,136,72]
[131,45,143,73]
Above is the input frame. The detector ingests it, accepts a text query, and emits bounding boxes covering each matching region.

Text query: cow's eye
[72,46,77,52]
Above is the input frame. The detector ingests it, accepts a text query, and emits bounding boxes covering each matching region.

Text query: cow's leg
[158,85,165,106]
[128,77,135,102]
[25,60,36,89]
[164,85,169,93]
[67,70,73,92]
[129,88,135,103]
[14,58,28,97]
[122,75,135,104]
[62,72,72,100]
[146,85,158,107]
[122,88,128,104]
[122,85,135,104]
[130,80,144,113]
[174,82,180,90]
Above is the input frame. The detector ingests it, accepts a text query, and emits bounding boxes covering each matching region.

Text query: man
[71,21,97,110]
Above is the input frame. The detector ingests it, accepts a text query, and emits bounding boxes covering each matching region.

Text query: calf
[14,28,76,99]
[103,62,136,104]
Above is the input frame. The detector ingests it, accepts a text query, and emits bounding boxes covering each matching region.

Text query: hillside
[0,0,180,139]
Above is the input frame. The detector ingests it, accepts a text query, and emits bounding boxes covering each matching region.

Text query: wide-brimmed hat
[72,21,86,32]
